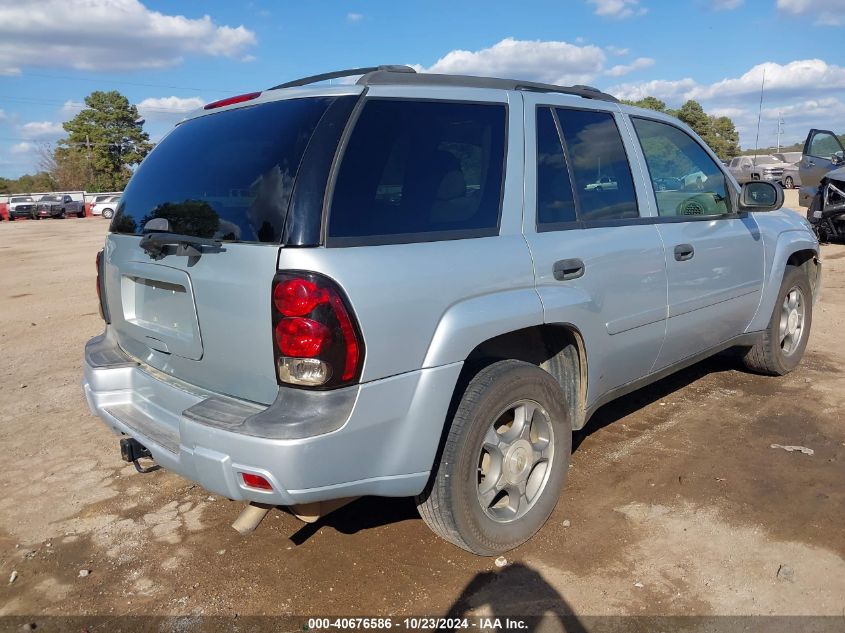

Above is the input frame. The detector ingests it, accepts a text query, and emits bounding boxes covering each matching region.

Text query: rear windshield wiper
[139,232,223,260]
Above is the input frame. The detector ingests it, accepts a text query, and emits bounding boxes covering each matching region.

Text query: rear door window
[327,99,507,246]
[111,96,350,243]
[555,108,638,222]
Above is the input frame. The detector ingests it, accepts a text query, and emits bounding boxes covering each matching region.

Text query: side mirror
[739,181,783,212]
[832,152,844,166]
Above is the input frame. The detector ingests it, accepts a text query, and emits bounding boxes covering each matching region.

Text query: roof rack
[269,65,415,90]
[359,69,617,102]
[269,66,617,103]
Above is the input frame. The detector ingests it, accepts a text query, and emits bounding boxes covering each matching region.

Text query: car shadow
[439,562,587,632]
[288,353,743,543]
[286,495,419,544]
[573,352,742,452]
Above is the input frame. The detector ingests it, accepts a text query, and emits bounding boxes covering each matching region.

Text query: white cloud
[10,142,33,154]
[605,45,630,56]
[0,109,6,121]
[419,37,606,86]
[61,100,85,115]
[777,0,845,25]
[20,121,64,139]
[605,57,654,77]
[609,59,845,102]
[0,0,257,71]
[346,12,363,22]
[588,0,647,19]
[712,0,743,9]
[137,96,205,121]
[608,59,845,149]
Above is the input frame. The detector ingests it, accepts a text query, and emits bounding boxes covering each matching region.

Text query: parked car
[798,129,845,208]
[727,155,786,184]
[7,195,37,220]
[36,193,86,218]
[585,175,617,191]
[83,66,821,555]
[773,151,802,165]
[91,195,120,219]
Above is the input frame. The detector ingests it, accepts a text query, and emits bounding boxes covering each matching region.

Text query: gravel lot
[1,193,844,625]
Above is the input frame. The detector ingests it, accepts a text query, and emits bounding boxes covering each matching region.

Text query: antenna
[753,67,766,161]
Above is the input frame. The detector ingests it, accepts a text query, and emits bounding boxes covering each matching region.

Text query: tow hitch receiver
[120,438,160,473]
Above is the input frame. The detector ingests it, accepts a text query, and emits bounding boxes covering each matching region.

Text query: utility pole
[753,67,766,161]
[776,111,784,153]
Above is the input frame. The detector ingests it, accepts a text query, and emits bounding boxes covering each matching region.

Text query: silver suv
[83,66,821,555]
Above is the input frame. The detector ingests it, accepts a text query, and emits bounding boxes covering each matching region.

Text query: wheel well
[787,249,820,298]
[454,325,587,431]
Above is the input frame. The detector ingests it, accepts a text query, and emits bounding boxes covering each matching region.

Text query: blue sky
[1,0,844,178]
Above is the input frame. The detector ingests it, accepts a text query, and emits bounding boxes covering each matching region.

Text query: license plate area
[118,262,203,360]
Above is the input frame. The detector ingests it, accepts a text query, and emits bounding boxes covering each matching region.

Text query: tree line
[1,90,152,195]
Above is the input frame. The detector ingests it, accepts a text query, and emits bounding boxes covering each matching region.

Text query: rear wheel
[742,265,812,375]
[784,176,794,189]
[77,210,85,218]
[416,360,571,555]
[102,208,114,219]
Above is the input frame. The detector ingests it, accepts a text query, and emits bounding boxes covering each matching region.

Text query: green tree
[55,90,152,191]
[675,100,711,140]
[709,116,740,160]
[622,96,668,113]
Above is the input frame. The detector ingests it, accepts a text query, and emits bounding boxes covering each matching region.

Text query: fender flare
[422,288,545,368]
[747,229,819,333]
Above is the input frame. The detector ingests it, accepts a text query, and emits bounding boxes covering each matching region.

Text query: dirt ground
[1,193,844,627]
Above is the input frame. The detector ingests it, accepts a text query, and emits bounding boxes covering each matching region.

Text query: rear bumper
[83,332,461,506]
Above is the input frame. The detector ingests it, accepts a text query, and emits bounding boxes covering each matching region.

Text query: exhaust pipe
[231,502,272,535]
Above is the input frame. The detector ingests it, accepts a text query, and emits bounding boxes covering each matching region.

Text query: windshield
[40,195,61,202]
[110,96,344,243]
[11,197,32,202]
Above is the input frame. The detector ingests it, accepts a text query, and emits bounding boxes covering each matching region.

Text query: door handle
[553,258,585,281]
[807,160,815,166]
[674,244,694,262]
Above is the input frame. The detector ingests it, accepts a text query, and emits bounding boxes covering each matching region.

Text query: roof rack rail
[269,65,416,90]
[357,69,618,102]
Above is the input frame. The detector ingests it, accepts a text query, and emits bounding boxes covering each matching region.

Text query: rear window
[327,99,507,246]
[111,97,344,243]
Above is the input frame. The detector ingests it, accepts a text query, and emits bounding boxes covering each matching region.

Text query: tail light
[96,249,110,323]
[271,272,363,389]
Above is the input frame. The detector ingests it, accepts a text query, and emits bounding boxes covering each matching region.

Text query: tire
[59,209,66,219]
[102,208,114,219]
[416,359,572,555]
[77,210,85,218]
[742,265,812,375]
[784,176,794,189]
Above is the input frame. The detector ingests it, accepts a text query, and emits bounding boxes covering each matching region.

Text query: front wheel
[102,208,114,219]
[416,360,571,555]
[784,176,794,189]
[742,265,812,375]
